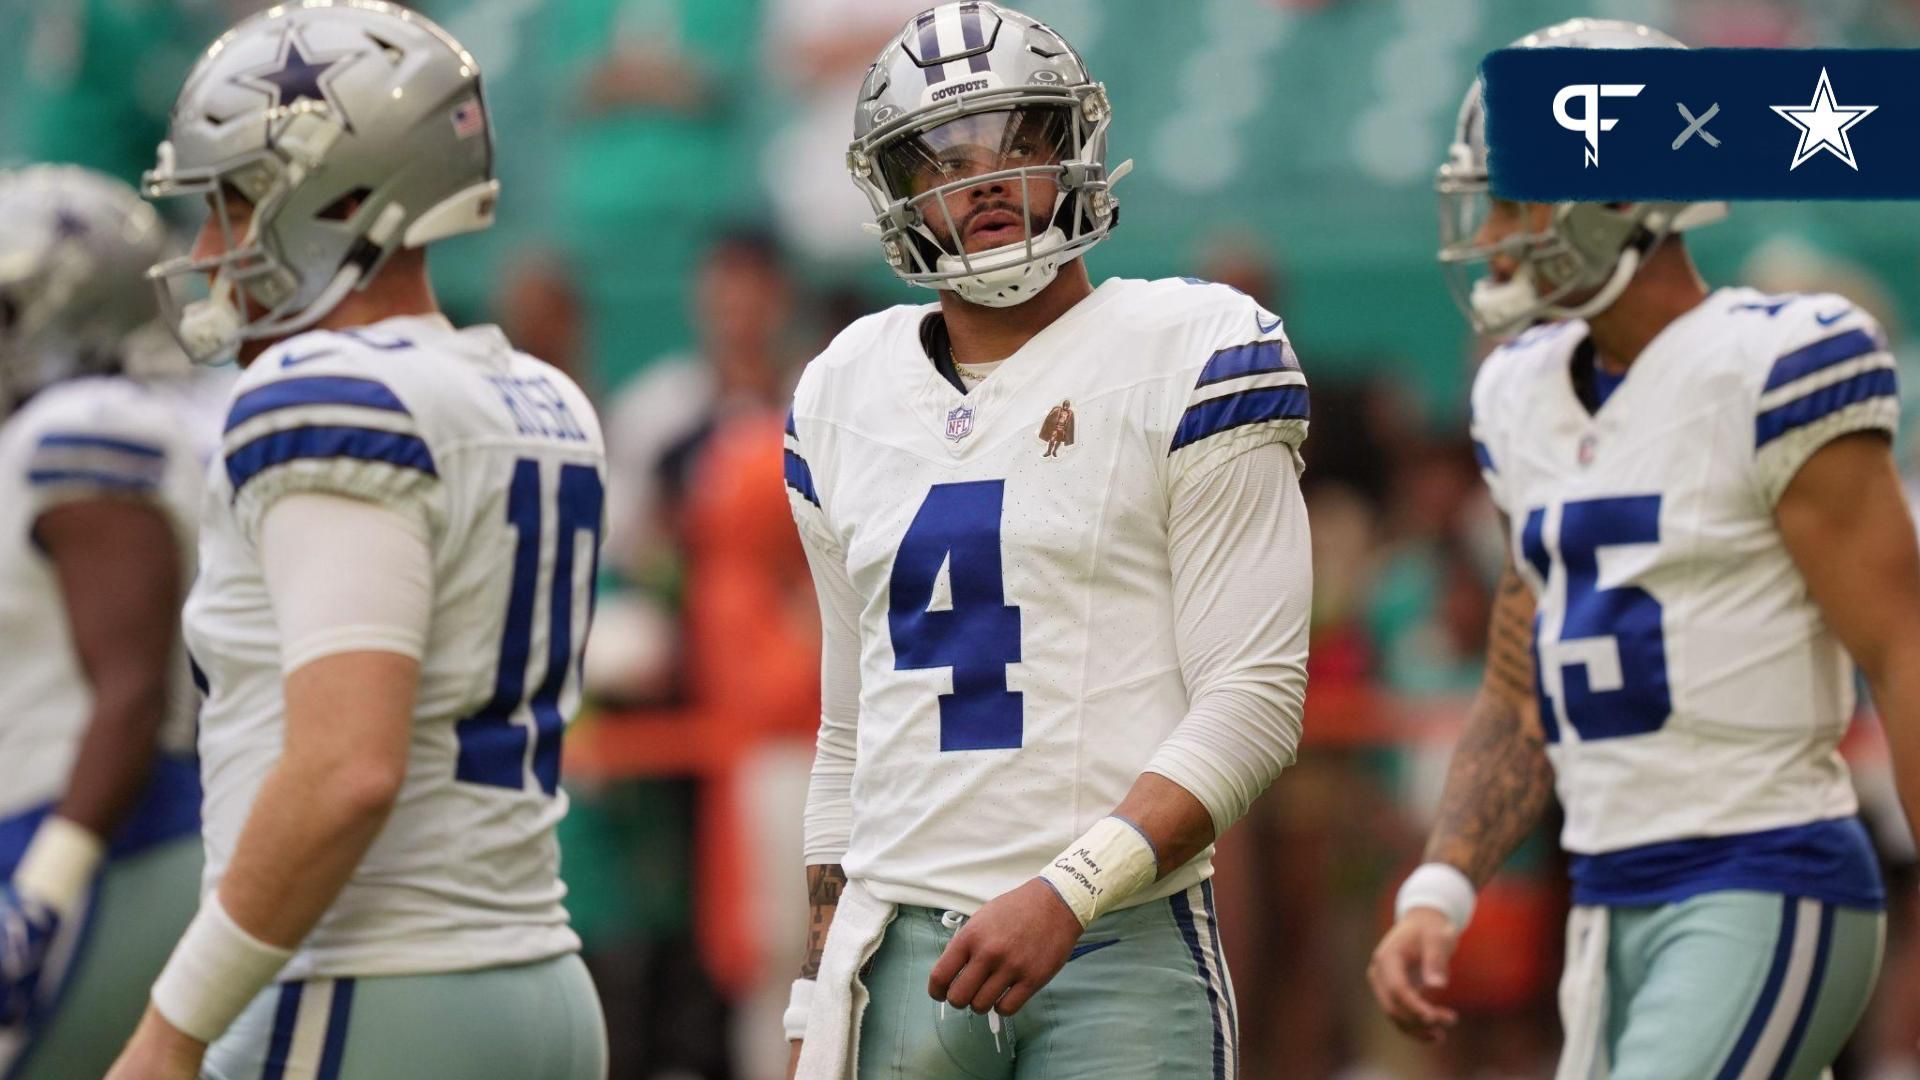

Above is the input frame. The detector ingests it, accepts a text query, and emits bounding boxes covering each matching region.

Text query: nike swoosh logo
[1814,307,1851,326]
[280,348,335,368]
[1255,311,1282,335]
[1068,939,1120,962]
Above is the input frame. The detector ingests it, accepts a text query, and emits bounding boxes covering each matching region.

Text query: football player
[0,165,207,1080]
[783,4,1312,1078]
[107,4,609,1078]
[1368,19,1920,1080]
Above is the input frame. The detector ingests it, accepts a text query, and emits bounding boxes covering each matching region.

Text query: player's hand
[928,878,1081,1017]
[1367,907,1460,1042]
[0,882,60,1025]
[105,1007,206,1080]
[787,1038,802,1079]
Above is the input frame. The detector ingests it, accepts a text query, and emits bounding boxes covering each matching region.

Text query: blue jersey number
[455,458,604,794]
[889,481,1024,751]
[1522,494,1671,742]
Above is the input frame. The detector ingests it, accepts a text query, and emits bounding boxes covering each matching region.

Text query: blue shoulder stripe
[1194,340,1296,389]
[36,432,166,459]
[27,468,160,491]
[226,425,438,494]
[784,449,819,507]
[1473,439,1497,474]
[1755,368,1897,449]
[1170,386,1309,454]
[1763,328,1880,392]
[226,376,411,433]
[784,407,797,438]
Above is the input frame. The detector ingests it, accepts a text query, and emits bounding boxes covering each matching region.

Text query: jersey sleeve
[783,379,862,865]
[1749,297,1899,507]
[219,338,441,544]
[18,385,177,518]
[1163,290,1310,491]
[1468,348,1513,516]
[783,388,833,550]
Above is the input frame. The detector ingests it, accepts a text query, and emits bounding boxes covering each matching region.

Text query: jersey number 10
[890,481,1025,751]
[455,458,604,795]
[1523,494,1672,742]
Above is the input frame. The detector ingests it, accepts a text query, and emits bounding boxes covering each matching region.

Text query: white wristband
[1394,862,1477,932]
[151,895,294,1043]
[1036,816,1160,929]
[783,978,814,1041]
[12,816,105,917]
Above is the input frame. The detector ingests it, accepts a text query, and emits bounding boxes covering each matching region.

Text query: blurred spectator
[1196,229,1291,312]
[602,226,799,589]
[8,0,226,186]
[758,0,927,265]
[536,0,763,386]
[496,252,591,386]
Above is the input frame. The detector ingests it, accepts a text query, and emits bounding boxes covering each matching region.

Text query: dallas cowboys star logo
[232,28,362,128]
[1771,67,1877,171]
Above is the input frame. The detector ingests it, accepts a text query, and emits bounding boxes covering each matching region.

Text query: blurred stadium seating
[6,0,1917,1076]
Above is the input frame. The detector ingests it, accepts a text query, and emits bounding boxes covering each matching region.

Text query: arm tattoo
[800,863,847,979]
[1423,556,1557,886]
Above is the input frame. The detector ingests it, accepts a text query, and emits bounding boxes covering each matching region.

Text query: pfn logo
[1553,83,1645,167]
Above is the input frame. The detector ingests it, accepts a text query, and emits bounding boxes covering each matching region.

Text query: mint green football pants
[3,834,200,1080]
[202,953,607,1080]
[856,882,1238,1080]
[1581,891,1883,1079]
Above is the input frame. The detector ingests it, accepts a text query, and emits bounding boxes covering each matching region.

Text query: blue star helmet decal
[232,28,363,130]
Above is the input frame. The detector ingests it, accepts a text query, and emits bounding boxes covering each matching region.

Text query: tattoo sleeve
[799,863,847,980]
[1423,551,1557,886]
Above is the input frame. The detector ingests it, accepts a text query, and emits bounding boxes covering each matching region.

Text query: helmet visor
[876,106,1074,201]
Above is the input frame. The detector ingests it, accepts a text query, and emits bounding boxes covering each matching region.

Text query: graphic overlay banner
[1481,48,1919,200]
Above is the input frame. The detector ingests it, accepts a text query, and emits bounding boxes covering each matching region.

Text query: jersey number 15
[1523,494,1672,742]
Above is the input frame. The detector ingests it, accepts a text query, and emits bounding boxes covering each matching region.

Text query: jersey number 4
[456,459,604,795]
[890,481,1024,751]
[1522,494,1672,742]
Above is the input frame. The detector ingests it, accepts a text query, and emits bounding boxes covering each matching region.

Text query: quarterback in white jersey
[111,5,608,1079]
[1370,20,1920,1080]
[0,167,209,1079]
[787,6,1311,1079]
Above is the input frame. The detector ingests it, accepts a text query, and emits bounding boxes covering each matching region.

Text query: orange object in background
[567,410,820,1001]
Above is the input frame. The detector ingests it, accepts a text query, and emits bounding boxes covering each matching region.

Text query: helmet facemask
[146,112,391,364]
[851,87,1123,308]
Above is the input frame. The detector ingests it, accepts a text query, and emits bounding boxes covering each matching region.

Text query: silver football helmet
[1437,18,1727,336]
[0,165,175,416]
[144,1,498,363]
[847,2,1131,308]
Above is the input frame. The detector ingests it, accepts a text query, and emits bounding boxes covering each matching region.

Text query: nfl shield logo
[946,404,974,442]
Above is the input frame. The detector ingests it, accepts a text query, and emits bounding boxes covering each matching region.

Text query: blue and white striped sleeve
[784,402,834,550]
[25,427,171,511]
[1752,309,1899,506]
[220,367,439,541]
[1166,334,1310,488]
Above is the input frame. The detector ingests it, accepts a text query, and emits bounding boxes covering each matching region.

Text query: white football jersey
[183,314,604,979]
[1471,287,1894,906]
[0,376,209,824]
[786,277,1308,913]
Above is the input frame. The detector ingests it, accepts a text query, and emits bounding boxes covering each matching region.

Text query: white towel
[796,878,898,1080]
[1555,904,1612,1080]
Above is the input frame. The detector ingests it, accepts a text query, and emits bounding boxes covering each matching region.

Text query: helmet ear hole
[317,186,373,222]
